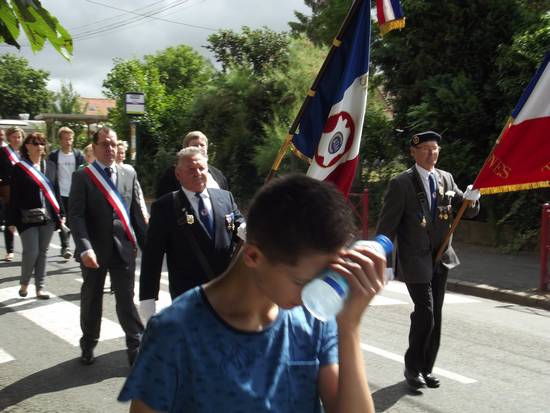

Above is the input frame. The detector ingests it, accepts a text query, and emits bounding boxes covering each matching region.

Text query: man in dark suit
[139,146,243,322]
[155,130,228,198]
[69,127,148,366]
[376,131,480,390]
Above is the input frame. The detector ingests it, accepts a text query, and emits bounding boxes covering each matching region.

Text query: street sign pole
[124,92,145,165]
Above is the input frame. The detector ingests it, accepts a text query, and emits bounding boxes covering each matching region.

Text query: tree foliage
[206,26,290,74]
[0,0,72,58]
[102,45,214,194]
[0,52,52,118]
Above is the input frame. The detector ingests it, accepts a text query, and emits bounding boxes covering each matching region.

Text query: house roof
[79,97,115,116]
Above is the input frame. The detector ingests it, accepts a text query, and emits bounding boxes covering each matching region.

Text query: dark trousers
[58,197,70,249]
[0,198,13,253]
[404,265,448,374]
[79,246,143,353]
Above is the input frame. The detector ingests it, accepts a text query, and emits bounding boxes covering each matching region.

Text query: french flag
[376,0,406,35]
[473,51,550,194]
[291,0,371,196]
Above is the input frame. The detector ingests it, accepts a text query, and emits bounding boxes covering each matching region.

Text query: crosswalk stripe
[371,295,407,306]
[360,343,478,384]
[383,281,480,304]
[0,286,124,346]
[0,348,15,364]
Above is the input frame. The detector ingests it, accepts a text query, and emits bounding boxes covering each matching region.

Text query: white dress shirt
[415,164,437,209]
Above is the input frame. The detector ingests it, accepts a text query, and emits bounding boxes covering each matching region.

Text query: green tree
[206,26,290,74]
[0,0,72,58]
[289,0,351,46]
[49,81,87,146]
[0,52,52,118]
[102,45,214,194]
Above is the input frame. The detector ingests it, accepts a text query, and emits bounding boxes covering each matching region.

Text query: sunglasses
[29,142,46,146]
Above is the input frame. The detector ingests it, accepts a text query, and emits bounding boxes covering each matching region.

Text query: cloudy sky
[2,0,310,98]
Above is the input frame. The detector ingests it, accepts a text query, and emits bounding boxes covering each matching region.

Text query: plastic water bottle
[301,234,393,321]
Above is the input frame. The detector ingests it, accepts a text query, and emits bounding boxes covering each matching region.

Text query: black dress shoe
[423,372,440,388]
[404,368,426,389]
[80,349,95,365]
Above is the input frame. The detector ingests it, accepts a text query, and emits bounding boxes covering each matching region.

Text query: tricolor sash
[17,159,61,217]
[3,146,20,165]
[84,162,137,247]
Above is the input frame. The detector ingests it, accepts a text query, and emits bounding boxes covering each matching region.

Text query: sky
[1,0,310,98]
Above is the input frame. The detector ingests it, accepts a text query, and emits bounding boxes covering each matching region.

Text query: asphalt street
[0,233,549,412]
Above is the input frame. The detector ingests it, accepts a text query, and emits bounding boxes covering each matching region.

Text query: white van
[0,119,47,136]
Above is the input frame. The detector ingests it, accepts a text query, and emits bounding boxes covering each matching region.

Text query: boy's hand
[330,245,386,328]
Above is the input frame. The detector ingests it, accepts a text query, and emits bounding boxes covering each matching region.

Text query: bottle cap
[373,234,393,255]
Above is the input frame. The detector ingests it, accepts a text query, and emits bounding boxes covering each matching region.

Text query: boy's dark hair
[246,174,357,265]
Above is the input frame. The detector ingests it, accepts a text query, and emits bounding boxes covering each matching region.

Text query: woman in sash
[7,132,63,299]
[0,126,24,262]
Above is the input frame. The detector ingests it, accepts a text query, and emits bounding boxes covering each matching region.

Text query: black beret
[410,131,441,146]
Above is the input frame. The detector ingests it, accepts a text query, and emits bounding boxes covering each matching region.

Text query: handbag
[21,208,47,224]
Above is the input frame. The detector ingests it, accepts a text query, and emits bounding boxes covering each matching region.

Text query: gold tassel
[290,144,313,164]
[379,18,406,36]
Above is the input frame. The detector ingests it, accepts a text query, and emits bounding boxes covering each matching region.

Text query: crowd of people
[0,123,481,412]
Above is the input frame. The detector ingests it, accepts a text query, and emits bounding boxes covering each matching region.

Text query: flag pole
[265,0,366,182]
[434,118,512,262]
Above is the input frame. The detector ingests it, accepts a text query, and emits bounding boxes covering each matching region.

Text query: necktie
[429,173,437,219]
[195,192,213,237]
[104,167,113,181]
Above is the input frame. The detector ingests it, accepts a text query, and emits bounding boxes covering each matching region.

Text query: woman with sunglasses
[8,133,64,299]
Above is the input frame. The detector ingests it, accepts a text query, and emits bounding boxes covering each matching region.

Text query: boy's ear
[242,243,263,268]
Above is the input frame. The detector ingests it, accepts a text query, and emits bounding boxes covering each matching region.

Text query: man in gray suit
[376,131,480,390]
[69,127,147,366]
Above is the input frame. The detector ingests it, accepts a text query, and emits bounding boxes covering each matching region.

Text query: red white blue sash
[3,146,20,165]
[17,159,61,216]
[84,162,137,247]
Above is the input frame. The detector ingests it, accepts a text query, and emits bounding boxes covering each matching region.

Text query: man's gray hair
[182,131,208,147]
[176,146,208,164]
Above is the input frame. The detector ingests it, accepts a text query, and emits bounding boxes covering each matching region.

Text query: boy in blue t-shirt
[119,174,386,413]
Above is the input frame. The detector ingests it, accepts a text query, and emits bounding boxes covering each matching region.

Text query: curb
[447,278,550,311]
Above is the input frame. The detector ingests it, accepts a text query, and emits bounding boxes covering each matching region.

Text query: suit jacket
[155,164,229,199]
[0,146,17,186]
[69,163,148,266]
[139,188,244,301]
[376,166,479,284]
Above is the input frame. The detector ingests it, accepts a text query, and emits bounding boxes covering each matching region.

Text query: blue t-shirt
[118,287,338,412]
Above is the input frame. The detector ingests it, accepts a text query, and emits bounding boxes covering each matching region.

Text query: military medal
[186,213,194,225]
[225,213,235,231]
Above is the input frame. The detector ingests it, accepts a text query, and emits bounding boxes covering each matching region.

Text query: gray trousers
[19,223,55,288]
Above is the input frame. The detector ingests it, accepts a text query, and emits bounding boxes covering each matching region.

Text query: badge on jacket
[186,212,195,225]
[225,213,235,231]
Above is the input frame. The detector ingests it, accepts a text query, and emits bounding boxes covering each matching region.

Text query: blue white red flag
[376,0,406,35]
[473,51,550,194]
[291,0,371,196]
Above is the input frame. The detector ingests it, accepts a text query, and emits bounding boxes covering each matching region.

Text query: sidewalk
[447,241,550,311]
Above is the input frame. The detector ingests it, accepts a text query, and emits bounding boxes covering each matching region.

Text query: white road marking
[0,348,15,364]
[360,343,478,384]
[383,281,480,304]
[371,295,407,306]
[0,286,124,346]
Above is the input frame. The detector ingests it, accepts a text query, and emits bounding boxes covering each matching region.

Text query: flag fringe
[479,181,550,195]
[379,18,406,36]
